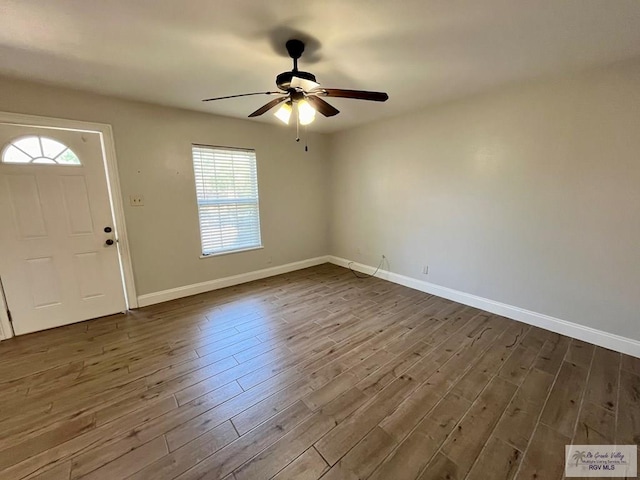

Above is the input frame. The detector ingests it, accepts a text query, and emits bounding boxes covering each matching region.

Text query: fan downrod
[276,39,316,91]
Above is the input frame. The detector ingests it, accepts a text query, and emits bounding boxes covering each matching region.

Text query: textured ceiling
[1,0,640,132]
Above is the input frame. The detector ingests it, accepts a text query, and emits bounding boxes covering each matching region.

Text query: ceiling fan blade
[290,76,320,92]
[202,92,284,102]
[306,96,340,117]
[248,96,288,117]
[314,88,389,102]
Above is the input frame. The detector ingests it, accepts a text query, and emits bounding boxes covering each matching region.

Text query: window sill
[199,245,264,259]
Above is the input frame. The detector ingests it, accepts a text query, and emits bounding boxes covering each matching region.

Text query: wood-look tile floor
[0,264,638,480]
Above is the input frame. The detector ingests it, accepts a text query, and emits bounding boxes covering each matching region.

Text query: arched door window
[2,135,81,165]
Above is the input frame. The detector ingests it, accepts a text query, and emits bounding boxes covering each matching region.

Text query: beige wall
[0,77,330,295]
[329,61,640,341]
[2,61,639,344]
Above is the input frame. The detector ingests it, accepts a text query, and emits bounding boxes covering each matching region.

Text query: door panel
[0,124,126,335]
[74,251,106,299]
[61,176,95,234]
[27,257,61,307]
[7,174,47,237]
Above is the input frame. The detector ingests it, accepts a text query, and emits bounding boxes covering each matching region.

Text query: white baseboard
[137,256,330,308]
[135,253,639,358]
[328,256,640,359]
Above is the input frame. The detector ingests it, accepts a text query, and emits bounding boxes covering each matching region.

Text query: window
[191,145,262,256]
[2,135,81,165]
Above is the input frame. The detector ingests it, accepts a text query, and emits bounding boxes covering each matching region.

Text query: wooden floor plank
[27,461,71,480]
[540,360,589,438]
[0,393,177,479]
[573,401,616,444]
[127,421,238,480]
[270,447,328,480]
[514,423,569,480]
[368,431,438,480]
[319,426,396,480]
[174,401,312,480]
[466,436,522,480]
[369,391,470,480]
[584,346,620,412]
[566,339,595,368]
[77,435,167,480]
[0,415,96,471]
[439,376,517,477]
[616,370,640,445]
[0,264,631,480]
[67,396,180,478]
[493,368,554,452]
[233,411,336,480]
[417,452,463,480]
[621,354,640,377]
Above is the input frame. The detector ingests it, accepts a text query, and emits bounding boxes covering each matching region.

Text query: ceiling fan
[202,39,389,126]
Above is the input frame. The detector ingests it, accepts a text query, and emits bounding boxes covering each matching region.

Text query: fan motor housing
[276,70,317,91]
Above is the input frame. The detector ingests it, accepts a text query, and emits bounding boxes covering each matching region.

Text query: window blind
[192,145,262,255]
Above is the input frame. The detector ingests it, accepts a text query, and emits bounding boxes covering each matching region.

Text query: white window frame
[191,144,263,257]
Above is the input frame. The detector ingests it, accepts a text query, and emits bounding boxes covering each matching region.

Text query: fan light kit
[273,101,292,124]
[295,99,316,125]
[202,39,389,149]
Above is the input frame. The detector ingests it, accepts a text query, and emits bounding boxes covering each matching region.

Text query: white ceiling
[1,0,640,132]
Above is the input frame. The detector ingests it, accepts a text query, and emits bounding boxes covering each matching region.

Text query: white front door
[0,124,126,335]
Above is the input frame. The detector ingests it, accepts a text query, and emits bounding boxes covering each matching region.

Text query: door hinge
[7,310,12,323]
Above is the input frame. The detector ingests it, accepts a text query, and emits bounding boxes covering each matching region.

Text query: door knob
[105,239,115,246]
[104,226,113,233]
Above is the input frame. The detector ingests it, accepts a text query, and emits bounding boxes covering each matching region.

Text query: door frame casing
[0,280,10,339]
[0,111,138,339]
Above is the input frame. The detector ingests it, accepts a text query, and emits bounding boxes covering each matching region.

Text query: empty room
[0,1,639,479]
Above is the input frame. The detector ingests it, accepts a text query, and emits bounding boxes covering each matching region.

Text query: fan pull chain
[292,105,309,152]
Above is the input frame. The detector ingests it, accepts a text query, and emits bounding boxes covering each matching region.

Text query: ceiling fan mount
[202,37,389,123]
[285,39,306,61]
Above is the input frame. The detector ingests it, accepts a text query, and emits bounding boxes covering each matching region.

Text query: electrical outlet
[130,195,144,206]
[422,265,429,275]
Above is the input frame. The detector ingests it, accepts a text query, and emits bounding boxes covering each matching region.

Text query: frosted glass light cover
[298,100,316,125]
[274,103,292,124]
